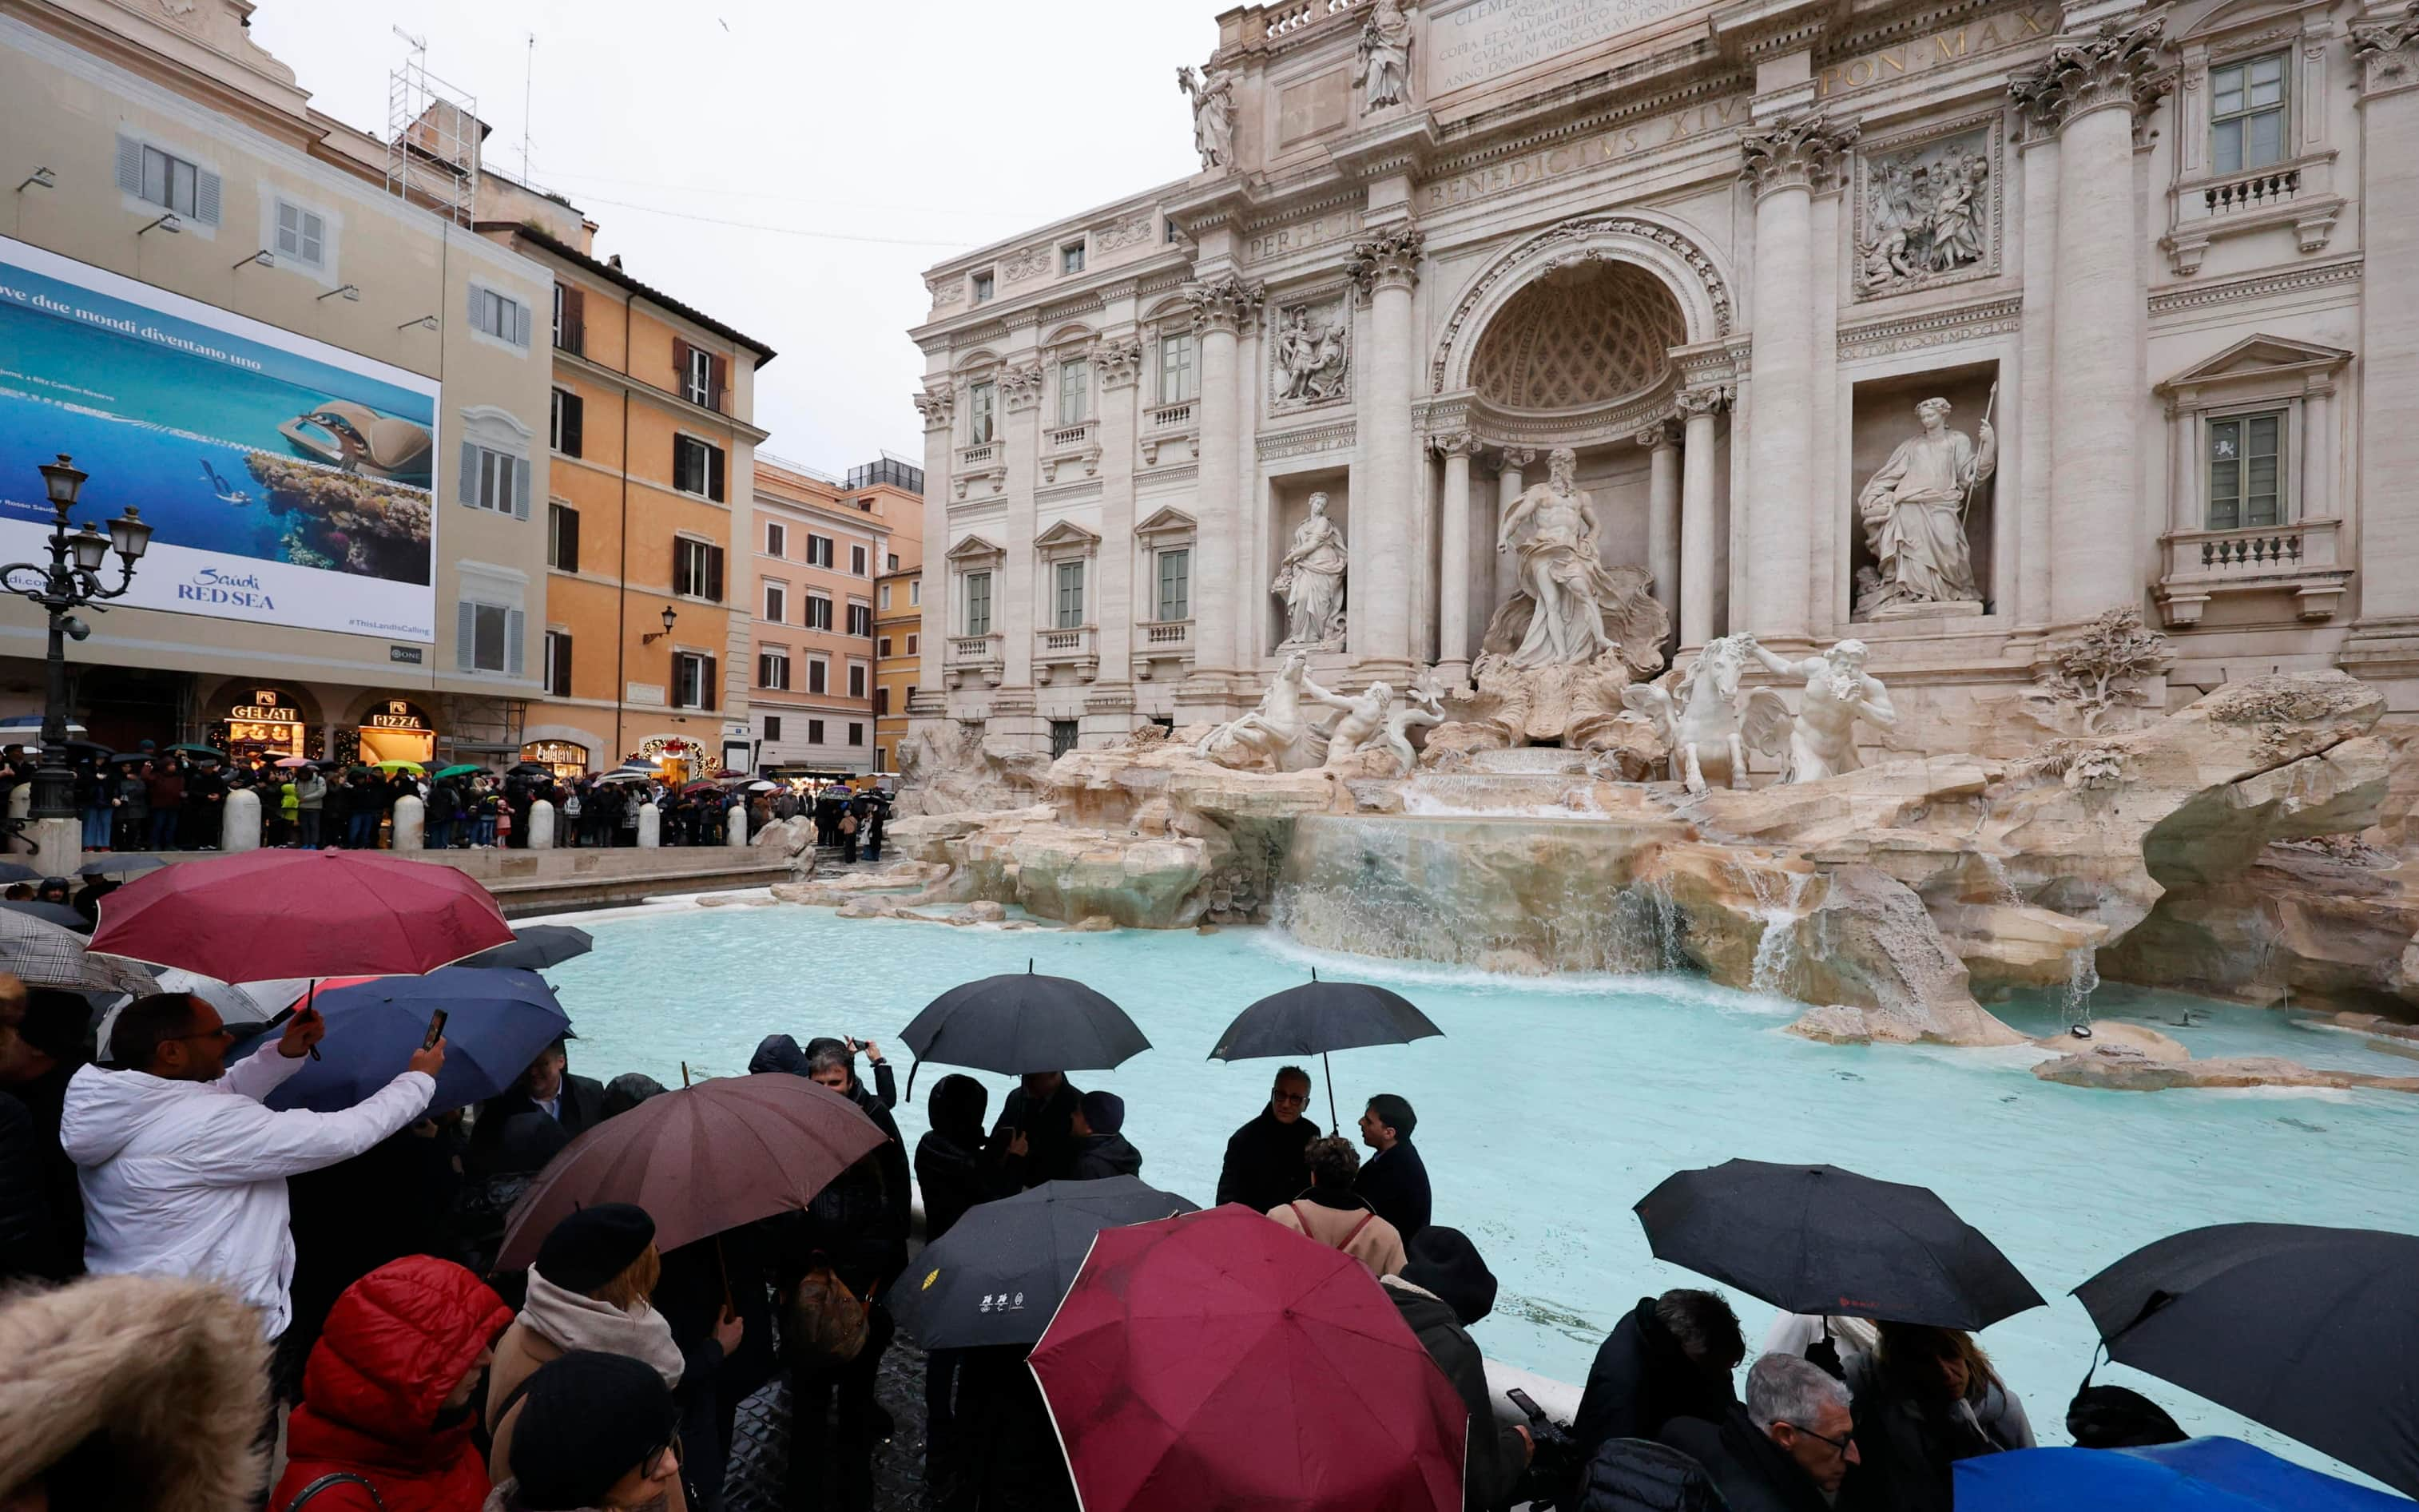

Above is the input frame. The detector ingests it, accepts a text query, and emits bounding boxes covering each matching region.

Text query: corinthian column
[997,355,1046,689]
[1677,386,1730,646]
[2011,18,2169,627]
[912,379,955,712]
[1433,431,1480,683]
[1739,113,1857,645]
[1182,273,1263,684]
[1093,335,1146,692]
[1495,446,1535,614]
[1638,419,1682,629]
[2346,5,2419,649]
[1349,224,1425,675]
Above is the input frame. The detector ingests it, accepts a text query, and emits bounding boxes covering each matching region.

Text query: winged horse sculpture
[1621,633,1793,794]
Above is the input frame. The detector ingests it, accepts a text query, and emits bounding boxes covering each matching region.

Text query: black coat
[985,1081,1083,1190]
[917,1128,1014,1244]
[945,1344,1079,1512]
[1384,1279,1527,1512]
[1569,1299,1741,1502]
[1214,1105,1321,1214]
[467,1072,607,1171]
[1661,1405,1833,1512]
[1353,1140,1431,1241]
[799,1078,912,1296]
[1836,1372,2012,1512]
[0,1091,72,1284]
[1067,1133,1143,1182]
[1571,1438,1729,1512]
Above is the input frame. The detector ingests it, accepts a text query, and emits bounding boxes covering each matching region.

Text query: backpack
[786,1262,869,1367]
[284,1472,386,1510]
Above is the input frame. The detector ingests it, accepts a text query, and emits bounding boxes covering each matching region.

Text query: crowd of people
[0,976,2191,1512]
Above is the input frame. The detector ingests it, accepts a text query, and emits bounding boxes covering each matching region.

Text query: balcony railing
[1146,400,1196,431]
[957,441,997,469]
[1044,420,1096,453]
[2155,517,2350,627]
[943,633,1005,689]
[1142,619,1191,647]
[554,319,584,357]
[2163,151,2342,274]
[1033,625,1099,685]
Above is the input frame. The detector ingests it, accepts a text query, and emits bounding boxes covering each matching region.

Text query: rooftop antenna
[521,33,536,186]
[391,25,427,57]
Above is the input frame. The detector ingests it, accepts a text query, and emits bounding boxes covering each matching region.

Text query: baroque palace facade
[908,0,2419,761]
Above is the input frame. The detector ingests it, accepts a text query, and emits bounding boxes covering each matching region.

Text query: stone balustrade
[945,633,1006,688]
[2163,152,2342,274]
[1034,625,1098,684]
[2156,515,2351,626]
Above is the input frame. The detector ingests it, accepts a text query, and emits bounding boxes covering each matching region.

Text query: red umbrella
[89,849,513,982]
[496,1074,888,1268]
[1030,1204,1468,1512]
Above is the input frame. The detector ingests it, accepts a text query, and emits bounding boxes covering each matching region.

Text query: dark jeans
[347,810,380,848]
[786,1303,894,1511]
[925,1346,963,1477]
[428,819,455,850]
[147,809,181,851]
[298,810,321,848]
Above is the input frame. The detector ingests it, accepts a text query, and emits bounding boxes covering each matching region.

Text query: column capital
[1738,111,1858,197]
[999,359,1047,412]
[1677,383,1735,418]
[1093,335,1147,390]
[913,381,955,434]
[1432,429,1482,459]
[1495,445,1539,470]
[1347,224,1427,296]
[1184,273,1265,335]
[2352,2,2419,93]
[1636,419,1683,450]
[2008,16,2172,136]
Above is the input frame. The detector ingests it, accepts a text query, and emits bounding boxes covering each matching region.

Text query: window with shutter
[459,441,481,511]
[701,657,717,711]
[851,544,868,577]
[674,339,695,399]
[549,504,581,573]
[808,719,825,744]
[709,355,729,415]
[506,609,526,676]
[545,631,574,696]
[849,665,867,699]
[804,596,832,631]
[554,284,586,354]
[808,661,828,695]
[766,522,787,557]
[765,716,783,742]
[705,546,725,602]
[514,458,531,520]
[275,201,326,267]
[848,723,864,746]
[707,445,726,503]
[116,137,144,197]
[456,601,477,670]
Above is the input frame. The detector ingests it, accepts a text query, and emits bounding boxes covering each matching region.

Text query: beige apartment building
[744,456,921,774]
[0,0,554,763]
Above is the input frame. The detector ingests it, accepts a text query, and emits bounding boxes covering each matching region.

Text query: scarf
[518,1268,686,1387]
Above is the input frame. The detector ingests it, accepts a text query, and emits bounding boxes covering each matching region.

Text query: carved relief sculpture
[1356,0,1414,113]
[2028,607,2173,732]
[1273,491,1349,649]
[1094,335,1147,391]
[1856,395,1996,614]
[1177,65,1237,170]
[913,381,955,432]
[1853,124,1998,298]
[1346,224,1427,295]
[1378,669,1447,774]
[1744,637,1897,784]
[1185,272,1266,335]
[999,361,1047,412]
[1272,298,1352,409]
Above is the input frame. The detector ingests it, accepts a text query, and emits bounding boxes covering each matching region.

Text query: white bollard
[390,793,424,851]
[34,816,79,877]
[6,783,29,855]
[637,801,661,848]
[725,801,749,848]
[527,799,557,850]
[222,788,263,852]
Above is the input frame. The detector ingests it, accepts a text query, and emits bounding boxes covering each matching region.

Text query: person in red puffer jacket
[272,1254,515,1512]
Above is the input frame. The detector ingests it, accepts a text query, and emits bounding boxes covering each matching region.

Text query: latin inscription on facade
[1420,97,1749,213]
[1814,6,2055,98]
[1245,210,1365,264]
[1431,0,1703,96]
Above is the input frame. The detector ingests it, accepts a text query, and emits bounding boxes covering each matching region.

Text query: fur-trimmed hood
[0,1273,270,1511]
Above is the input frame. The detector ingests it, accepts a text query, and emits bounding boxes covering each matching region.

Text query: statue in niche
[1273,491,1349,649]
[1857,395,1996,613]
[1177,65,1237,170]
[1274,304,1350,406]
[1857,134,1992,296]
[1743,636,1898,783]
[1356,0,1414,113]
[1495,447,1663,669]
[1198,652,1326,771]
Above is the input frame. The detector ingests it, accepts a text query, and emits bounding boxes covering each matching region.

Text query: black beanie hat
[1403,1225,1499,1327]
[533,1203,655,1295]
[508,1351,677,1510]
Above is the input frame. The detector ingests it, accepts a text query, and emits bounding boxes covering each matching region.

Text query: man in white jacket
[58,993,445,1341]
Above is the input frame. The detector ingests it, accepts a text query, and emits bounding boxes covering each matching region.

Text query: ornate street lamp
[6,455,151,819]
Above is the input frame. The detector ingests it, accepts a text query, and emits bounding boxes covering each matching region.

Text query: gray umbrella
[77,855,166,879]
[893,1177,1202,1350]
[0,908,157,994]
[2,901,91,932]
[463,924,594,971]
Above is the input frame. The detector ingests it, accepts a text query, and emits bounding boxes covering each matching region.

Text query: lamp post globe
[7,455,146,823]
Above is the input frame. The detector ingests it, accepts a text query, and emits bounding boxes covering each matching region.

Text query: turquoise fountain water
[545,902,2419,1478]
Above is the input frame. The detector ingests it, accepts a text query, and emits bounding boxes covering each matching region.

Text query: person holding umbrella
[987,1070,1082,1189]
[1214,1065,1321,1216]
[58,993,445,1355]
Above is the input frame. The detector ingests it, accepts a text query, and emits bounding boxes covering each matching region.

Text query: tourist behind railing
[1265,1133,1406,1279]
[145,756,185,851]
[1354,1092,1431,1242]
[1658,1352,1862,1512]
[113,759,149,851]
[1567,1288,1746,1502]
[293,764,327,849]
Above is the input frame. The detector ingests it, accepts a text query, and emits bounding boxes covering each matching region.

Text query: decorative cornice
[999,360,1047,411]
[1346,224,1427,294]
[1184,273,1267,335]
[1257,419,1359,462]
[1739,110,1859,196]
[1094,335,1147,390]
[1836,295,2023,359]
[2147,256,2362,315]
[2007,17,2171,136]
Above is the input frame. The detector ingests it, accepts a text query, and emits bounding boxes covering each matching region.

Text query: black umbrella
[2075,1223,2419,1497]
[892,1176,1201,1350]
[2,901,91,932]
[0,861,43,885]
[1208,970,1444,1128]
[899,964,1150,1096]
[1634,1160,2045,1331]
[463,923,594,971]
[77,855,165,879]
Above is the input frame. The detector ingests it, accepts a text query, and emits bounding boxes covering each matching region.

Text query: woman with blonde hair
[1843,1321,2033,1512]
[487,1205,741,1510]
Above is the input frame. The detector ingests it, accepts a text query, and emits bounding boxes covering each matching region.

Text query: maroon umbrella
[89,849,513,982]
[497,1074,889,1268]
[1031,1204,1468,1511]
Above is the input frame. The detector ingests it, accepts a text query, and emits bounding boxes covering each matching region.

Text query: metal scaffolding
[386,39,480,227]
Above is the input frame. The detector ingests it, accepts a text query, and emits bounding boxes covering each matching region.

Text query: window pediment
[946,534,1005,566]
[1035,519,1100,561]
[2158,334,2350,399]
[1134,506,1197,540]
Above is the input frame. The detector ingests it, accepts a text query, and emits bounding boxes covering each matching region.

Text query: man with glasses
[59,993,445,1356]
[1658,1352,1861,1512]
[1214,1064,1322,1215]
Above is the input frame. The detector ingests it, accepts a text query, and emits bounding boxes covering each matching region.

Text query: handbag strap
[286,1472,387,1511]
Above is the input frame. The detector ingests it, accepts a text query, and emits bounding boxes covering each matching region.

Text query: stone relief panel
[1094,212,1159,254]
[1000,244,1054,287]
[1853,117,2002,301]
[1268,289,1355,415]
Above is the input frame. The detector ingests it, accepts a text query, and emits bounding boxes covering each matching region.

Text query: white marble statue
[1621,634,1793,795]
[1317,681,1396,771]
[1177,65,1237,170]
[1274,304,1349,404]
[1857,395,1996,611]
[1273,492,1349,648]
[1378,670,1447,773]
[1745,636,1898,783]
[1355,0,1413,113]
[1199,652,1325,771]
[1495,446,1658,669]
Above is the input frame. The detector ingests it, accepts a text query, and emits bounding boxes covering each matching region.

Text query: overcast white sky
[248,1,1209,474]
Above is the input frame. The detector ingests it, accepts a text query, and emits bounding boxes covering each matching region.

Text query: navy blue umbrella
[893,1176,1202,1350]
[232,966,569,1115]
[1955,1439,2408,1510]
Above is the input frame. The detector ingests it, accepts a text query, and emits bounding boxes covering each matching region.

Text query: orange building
[476,191,774,780]
[745,456,922,774]
[874,562,922,775]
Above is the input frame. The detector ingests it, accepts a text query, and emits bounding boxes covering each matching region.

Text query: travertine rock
[2034,1046,2419,1093]
[1067,915,1118,932]
[1932,902,2109,997]
[2034,1022,2189,1060]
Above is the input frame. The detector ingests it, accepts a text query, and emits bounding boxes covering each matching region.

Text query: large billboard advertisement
[0,235,438,641]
